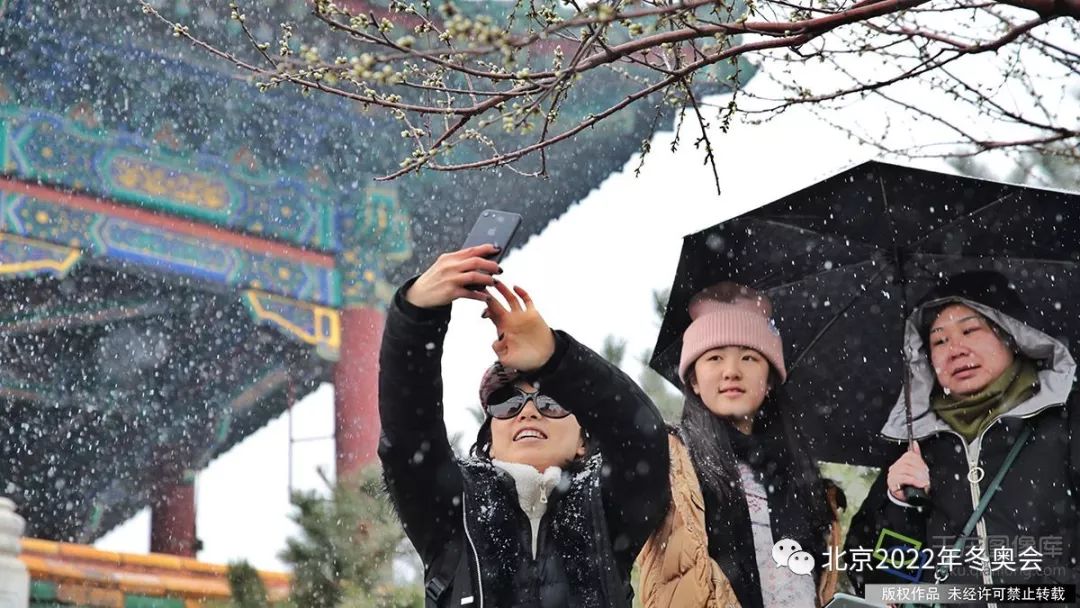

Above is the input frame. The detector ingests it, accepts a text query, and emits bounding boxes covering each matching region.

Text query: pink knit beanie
[678,282,787,383]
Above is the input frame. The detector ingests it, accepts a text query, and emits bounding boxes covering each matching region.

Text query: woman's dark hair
[469,416,495,459]
[679,368,832,544]
[469,414,596,464]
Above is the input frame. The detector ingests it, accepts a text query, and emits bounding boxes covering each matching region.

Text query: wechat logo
[772,538,815,576]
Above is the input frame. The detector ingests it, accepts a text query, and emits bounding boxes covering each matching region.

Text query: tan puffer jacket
[636,435,843,608]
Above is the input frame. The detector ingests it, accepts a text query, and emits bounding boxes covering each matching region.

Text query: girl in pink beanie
[638,282,845,608]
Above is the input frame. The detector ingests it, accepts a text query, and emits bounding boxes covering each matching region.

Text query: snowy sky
[92,53,1033,570]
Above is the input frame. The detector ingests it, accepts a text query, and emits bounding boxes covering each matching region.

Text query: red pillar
[334,306,385,479]
[150,474,198,557]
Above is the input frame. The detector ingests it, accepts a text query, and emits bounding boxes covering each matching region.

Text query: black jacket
[847,296,1080,606]
[378,286,670,608]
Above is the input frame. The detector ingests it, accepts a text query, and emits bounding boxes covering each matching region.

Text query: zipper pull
[968,466,985,484]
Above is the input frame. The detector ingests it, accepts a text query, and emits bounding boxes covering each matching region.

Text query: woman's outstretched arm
[378,246,500,563]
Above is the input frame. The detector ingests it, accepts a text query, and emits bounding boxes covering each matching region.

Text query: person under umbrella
[649,160,1080,470]
[637,282,845,608]
[847,271,1080,601]
[378,244,670,608]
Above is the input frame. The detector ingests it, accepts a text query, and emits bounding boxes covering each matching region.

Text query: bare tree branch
[137,0,1080,179]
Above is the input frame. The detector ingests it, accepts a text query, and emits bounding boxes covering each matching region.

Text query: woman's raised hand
[404,245,502,308]
[483,282,555,373]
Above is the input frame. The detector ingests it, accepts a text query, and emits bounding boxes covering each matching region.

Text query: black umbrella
[650,160,1080,467]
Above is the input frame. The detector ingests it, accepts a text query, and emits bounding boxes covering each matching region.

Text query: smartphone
[461,209,522,264]
[461,209,521,290]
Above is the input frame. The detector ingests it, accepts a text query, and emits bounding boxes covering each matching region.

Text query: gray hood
[880,296,1076,441]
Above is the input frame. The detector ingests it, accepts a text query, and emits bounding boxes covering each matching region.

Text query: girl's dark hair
[469,415,596,464]
[679,369,831,543]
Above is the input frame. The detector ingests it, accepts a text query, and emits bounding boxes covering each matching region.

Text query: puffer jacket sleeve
[377,281,464,565]
[537,331,671,572]
[637,435,741,608]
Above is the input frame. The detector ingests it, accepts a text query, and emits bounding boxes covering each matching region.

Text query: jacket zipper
[946,429,995,590]
[461,492,484,608]
[942,407,1046,607]
[534,487,554,560]
[534,511,550,565]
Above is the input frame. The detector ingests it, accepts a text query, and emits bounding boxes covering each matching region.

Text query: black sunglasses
[484,385,571,420]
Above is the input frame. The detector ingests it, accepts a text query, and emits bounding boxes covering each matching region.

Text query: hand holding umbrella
[887,441,930,503]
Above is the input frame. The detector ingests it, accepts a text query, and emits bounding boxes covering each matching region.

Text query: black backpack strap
[425,534,465,607]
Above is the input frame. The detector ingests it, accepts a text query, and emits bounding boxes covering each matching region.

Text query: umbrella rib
[909,252,1080,268]
[751,218,883,254]
[879,176,902,257]
[761,257,884,294]
[904,192,1020,249]
[901,191,1079,263]
[787,263,894,375]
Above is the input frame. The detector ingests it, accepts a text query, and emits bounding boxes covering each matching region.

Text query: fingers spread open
[484,289,510,322]
[491,280,521,311]
[512,285,534,310]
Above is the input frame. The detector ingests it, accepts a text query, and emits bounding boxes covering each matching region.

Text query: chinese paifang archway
[0,0,749,577]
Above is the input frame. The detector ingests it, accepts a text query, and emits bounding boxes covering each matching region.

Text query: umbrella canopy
[650,160,1080,466]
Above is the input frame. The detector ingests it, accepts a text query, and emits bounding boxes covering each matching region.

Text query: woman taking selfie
[638,282,844,608]
[378,244,670,608]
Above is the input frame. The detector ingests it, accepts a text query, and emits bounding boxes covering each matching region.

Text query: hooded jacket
[847,289,1080,606]
[378,284,670,608]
